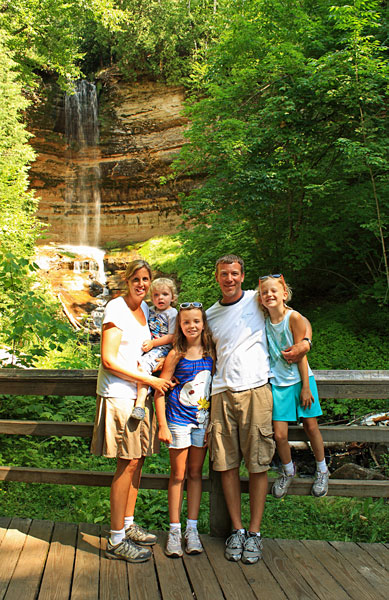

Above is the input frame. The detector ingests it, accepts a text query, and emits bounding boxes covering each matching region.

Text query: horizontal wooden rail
[0,420,388,443]
[1,368,388,536]
[0,466,387,498]
[1,369,389,398]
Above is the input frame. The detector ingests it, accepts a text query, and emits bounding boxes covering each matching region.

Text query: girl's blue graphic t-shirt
[166,356,213,429]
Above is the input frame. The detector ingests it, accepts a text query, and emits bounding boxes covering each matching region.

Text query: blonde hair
[125,259,152,281]
[257,276,293,316]
[150,277,178,306]
[174,306,215,361]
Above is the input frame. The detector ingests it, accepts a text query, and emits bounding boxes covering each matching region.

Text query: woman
[91,259,172,563]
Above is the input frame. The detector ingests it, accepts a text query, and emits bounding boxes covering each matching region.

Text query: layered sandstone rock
[28,68,193,246]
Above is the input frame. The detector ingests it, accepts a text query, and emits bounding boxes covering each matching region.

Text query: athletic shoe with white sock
[105,537,151,563]
[311,470,329,497]
[165,528,183,557]
[224,529,246,562]
[241,532,263,564]
[271,463,296,499]
[125,522,157,546]
[184,527,203,554]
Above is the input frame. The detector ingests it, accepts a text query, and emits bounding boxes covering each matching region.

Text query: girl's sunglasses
[259,273,283,281]
[179,302,203,310]
[258,273,286,289]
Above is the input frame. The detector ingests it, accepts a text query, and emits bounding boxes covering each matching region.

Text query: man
[206,254,311,564]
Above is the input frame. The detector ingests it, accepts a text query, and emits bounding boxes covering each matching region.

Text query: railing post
[209,463,231,538]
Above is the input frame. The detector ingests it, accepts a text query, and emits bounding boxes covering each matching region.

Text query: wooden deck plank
[99,531,129,600]
[357,542,389,570]
[0,518,11,546]
[275,539,351,600]
[0,518,31,600]
[71,523,100,600]
[239,540,288,600]
[38,522,78,600]
[4,519,53,600]
[181,534,224,600]
[4,520,54,600]
[329,541,388,600]
[127,553,161,600]
[301,539,379,600]
[153,531,195,600]
[262,538,321,599]
[201,535,256,599]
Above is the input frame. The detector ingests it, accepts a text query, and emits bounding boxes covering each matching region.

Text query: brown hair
[125,259,152,281]
[174,306,216,361]
[150,277,178,305]
[257,276,293,316]
[215,254,244,274]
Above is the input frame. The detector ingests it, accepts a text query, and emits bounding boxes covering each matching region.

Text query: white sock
[110,528,125,545]
[248,531,261,537]
[186,519,197,531]
[316,459,327,473]
[124,516,134,529]
[283,461,295,476]
[170,522,181,531]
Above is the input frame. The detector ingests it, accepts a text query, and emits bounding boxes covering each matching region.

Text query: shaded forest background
[0,1,388,540]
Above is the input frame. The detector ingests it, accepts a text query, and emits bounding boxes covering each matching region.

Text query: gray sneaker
[105,537,151,563]
[125,522,157,546]
[165,529,183,558]
[224,529,246,562]
[184,527,203,554]
[312,470,329,497]
[241,533,263,564]
[271,465,296,499]
[131,406,146,420]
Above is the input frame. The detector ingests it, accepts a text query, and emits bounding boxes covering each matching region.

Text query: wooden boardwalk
[0,517,388,600]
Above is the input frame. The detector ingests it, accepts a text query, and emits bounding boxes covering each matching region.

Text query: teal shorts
[272,376,322,422]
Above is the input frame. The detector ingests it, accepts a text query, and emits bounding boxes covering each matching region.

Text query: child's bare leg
[303,417,329,497]
[302,418,325,462]
[186,446,207,520]
[273,421,291,464]
[272,421,295,499]
[131,383,148,420]
[168,448,188,523]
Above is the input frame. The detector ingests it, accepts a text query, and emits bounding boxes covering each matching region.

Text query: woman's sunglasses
[179,302,203,310]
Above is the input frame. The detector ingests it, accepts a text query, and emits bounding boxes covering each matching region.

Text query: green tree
[175,0,388,303]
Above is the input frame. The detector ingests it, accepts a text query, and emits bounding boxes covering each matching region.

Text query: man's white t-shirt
[97,296,150,399]
[206,290,270,395]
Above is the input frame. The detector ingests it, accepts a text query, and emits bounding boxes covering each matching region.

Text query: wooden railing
[0,369,388,536]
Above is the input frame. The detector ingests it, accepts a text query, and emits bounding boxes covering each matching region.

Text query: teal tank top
[265,310,313,386]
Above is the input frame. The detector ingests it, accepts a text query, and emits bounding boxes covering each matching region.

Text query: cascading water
[64,80,102,248]
[63,80,107,297]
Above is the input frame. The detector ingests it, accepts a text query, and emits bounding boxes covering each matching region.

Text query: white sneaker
[272,464,296,499]
[312,470,329,497]
[184,527,203,554]
[165,529,183,557]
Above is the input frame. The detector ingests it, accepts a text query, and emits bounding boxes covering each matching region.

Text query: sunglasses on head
[179,302,203,310]
[259,273,283,281]
[258,273,286,288]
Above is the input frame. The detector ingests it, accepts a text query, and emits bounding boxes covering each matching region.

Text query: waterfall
[64,80,101,248]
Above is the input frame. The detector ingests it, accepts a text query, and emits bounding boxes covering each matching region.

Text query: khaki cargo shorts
[90,394,159,460]
[208,384,275,473]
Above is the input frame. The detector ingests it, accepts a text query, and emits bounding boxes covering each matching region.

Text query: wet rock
[89,280,104,297]
[330,463,387,480]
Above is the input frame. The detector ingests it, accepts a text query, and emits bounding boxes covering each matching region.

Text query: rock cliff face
[28,68,192,246]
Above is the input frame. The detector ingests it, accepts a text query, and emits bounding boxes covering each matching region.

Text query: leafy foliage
[175,0,389,304]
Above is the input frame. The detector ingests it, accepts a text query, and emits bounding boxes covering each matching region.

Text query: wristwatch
[303,337,312,350]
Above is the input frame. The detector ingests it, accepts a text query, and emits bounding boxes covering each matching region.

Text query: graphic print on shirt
[179,370,212,428]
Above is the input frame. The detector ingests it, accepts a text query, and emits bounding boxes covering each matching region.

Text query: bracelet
[303,337,312,350]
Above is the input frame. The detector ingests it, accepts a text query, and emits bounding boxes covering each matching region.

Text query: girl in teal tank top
[258,274,329,499]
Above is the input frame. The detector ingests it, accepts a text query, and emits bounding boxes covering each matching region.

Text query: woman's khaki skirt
[90,394,159,459]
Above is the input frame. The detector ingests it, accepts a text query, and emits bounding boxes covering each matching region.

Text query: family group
[90,254,329,565]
